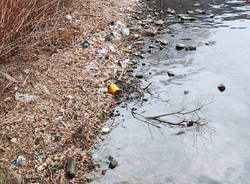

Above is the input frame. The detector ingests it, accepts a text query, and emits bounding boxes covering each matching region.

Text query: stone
[210,14,215,18]
[205,41,216,46]
[184,90,189,95]
[148,45,156,48]
[136,73,143,79]
[167,71,174,77]
[156,39,168,45]
[218,84,226,92]
[142,29,157,37]
[186,11,194,14]
[193,3,200,7]
[109,160,118,169]
[185,45,197,51]
[176,43,185,50]
[180,16,192,21]
[155,19,164,26]
[195,9,205,14]
[101,170,107,175]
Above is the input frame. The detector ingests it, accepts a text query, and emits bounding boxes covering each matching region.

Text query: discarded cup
[108,83,122,95]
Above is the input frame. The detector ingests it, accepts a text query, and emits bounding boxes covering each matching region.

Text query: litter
[108,83,122,95]
[83,40,89,48]
[15,92,39,101]
[102,127,110,134]
[121,28,130,36]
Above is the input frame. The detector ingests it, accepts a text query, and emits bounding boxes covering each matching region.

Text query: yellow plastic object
[108,83,122,95]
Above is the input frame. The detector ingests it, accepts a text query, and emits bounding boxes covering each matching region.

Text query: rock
[180,16,189,21]
[167,8,176,15]
[185,45,197,51]
[142,29,157,37]
[186,11,194,14]
[193,3,200,7]
[218,84,226,92]
[184,90,189,95]
[136,73,143,79]
[109,160,118,169]
[176,43,185,50]
[0,165,24,184]
[195,9,205,14]
[205,41,216,46]
[101,170,107,175]
[156,39,168,45]
[167,71,174,77]
[210,14,215,18]
[148,45,156,49]
[155,19,164,26]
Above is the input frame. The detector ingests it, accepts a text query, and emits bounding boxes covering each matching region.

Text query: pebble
[155,19,164,26]
[136,73,143,79]
[109,159,118,169]
[176,43,186,50]
[210,14,215,18]
[186,11,194,14]
[185,45,197,51]
[167,71,175,77]
[195,9,205,14]
[193,3,201,7]
[218,84,226,92]
[184,90,189,95]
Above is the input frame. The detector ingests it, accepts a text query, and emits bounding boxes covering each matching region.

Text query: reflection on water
[91,1,250,184]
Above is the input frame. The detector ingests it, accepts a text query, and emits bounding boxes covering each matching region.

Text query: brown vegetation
[0,0,73,60]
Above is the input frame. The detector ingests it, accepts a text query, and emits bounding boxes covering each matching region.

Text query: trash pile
[0,0,141,182]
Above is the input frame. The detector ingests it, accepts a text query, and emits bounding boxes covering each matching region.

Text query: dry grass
[0,0,72,59]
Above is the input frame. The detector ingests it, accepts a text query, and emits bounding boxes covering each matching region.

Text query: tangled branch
[131,104,207,129]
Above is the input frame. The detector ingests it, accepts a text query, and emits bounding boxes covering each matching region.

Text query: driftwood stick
[146,106,203,120]
[65,157,76,179]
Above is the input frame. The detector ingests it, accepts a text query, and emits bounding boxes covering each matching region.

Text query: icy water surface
[91,1,250,183]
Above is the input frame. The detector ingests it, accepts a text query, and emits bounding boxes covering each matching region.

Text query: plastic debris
[102,127,110,134]
[10,138,17,143]
[108,83,122,95]
[121,28,130,36]
[12,156,25,167]
[37,163,47,171]
[83,40,89,48]
[37,155,41,159]
[15,92,39,101]
[109,45,116,52]
[86,65,99,70]
[65,15,72,21]
[97,88,108,93]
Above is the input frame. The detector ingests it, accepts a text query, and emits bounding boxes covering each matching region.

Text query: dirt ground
[0,0,139,183]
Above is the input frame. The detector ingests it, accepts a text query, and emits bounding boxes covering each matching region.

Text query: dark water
[91,1,250,183]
